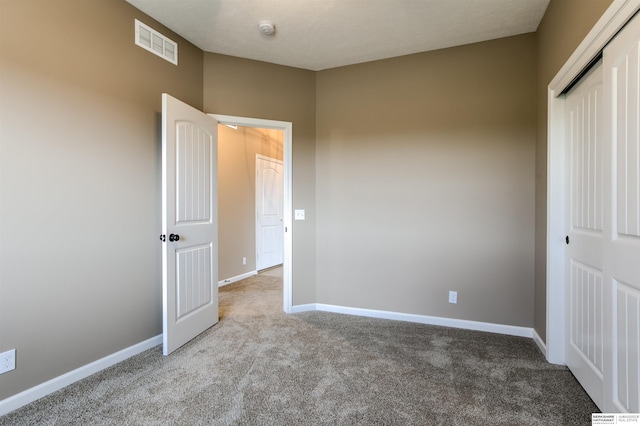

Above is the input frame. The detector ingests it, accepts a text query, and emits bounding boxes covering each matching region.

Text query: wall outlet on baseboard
[242,257,247,265]
[0,349,16,374]
[448,291,458,304]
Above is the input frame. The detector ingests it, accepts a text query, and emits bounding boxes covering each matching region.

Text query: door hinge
[160,234,166,242]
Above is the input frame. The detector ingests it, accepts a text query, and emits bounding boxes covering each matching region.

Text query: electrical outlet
[242,257,247,265]
[448,291,458,304]
[0,349,16,374]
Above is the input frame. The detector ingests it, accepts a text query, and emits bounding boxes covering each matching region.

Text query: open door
[161,93,219,356]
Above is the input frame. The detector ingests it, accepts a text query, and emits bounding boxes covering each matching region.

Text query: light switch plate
[294,209,305,220]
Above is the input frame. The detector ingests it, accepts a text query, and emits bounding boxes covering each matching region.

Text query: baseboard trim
[0,334,162,417]
[532,328,549,360]
[218,270,257,287]
[291,303,534,338]
[290,303,316,313]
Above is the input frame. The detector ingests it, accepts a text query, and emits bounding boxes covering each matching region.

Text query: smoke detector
[258,20,276,36]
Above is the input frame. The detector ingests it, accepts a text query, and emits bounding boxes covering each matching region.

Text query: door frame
[210,114,293,314]
[546,0,640,364]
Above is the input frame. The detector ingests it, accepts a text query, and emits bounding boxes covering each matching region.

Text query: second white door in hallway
[256,155,284,271]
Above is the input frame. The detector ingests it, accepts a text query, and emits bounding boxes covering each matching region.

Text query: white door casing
[210,114,293,314]
[603,15,640,412]
[256,155,284,271]
[564,61,605,408]
[162,93,219,356]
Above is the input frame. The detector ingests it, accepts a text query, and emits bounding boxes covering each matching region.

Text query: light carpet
[1,269,597,425]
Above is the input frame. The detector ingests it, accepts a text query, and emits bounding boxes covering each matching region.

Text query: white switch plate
[448,291,458,304]
[294,209,305,220]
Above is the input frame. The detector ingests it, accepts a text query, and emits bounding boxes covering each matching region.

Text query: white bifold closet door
[565,11,640,413]
[565,59,605,409]
[603,12,640,413]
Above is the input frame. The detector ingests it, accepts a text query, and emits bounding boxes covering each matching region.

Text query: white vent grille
[135,19,178,65]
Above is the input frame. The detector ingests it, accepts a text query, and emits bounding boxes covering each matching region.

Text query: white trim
[546,0,640,365]
[533,328,547,356]
[209,114,293,314]
[218,270,258,287]
[292,303,534,338]
[0,335,162,417]
[549,0,640,92]
[546,91,567,364]
[290,303,317,313]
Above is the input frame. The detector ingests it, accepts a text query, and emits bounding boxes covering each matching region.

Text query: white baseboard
[291,303,534,338]
[0,335,162,417]
[290,303,316,313]
[532,328,548,358]
[218,270,257,287]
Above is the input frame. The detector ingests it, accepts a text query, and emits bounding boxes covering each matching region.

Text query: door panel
[176,123,212,224]
[570,261,604,370]
[614,281,640,412]
[176,244,213,318]
[162,93,218,356]
[565,60,605,408]
[604,14,640,412]
[613,33,640,239]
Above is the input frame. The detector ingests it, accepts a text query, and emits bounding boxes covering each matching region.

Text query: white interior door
[603,13,640,413]
[564,11,640,412]
[162,93,218,356]
[256,155,283,271]
[565,61,605,409]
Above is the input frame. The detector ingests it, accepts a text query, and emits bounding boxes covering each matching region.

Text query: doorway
[212,114,293,314]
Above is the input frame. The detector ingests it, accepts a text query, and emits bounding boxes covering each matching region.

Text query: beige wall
[0,0,203,400]
[218,125,283,280]
[533,0,614,342]
[203,53,317,305]
[316,34,537,326]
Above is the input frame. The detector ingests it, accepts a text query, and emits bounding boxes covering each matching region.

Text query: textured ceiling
[126,0,550,71]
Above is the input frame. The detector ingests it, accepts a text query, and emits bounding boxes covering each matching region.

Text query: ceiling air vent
[135,19,178,65]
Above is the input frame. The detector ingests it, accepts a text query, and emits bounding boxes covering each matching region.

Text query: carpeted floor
[1,268,598,425]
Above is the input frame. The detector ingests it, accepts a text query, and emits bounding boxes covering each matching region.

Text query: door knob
[169,233,180,242]
[565,235,570,244]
